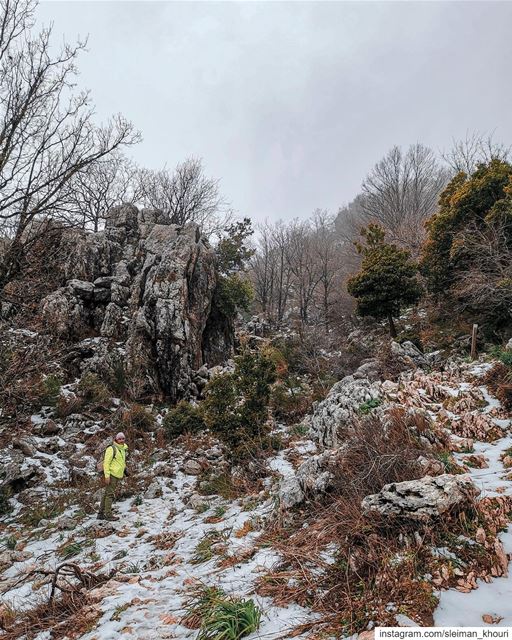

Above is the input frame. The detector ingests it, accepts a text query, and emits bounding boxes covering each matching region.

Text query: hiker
[98,432,129,521]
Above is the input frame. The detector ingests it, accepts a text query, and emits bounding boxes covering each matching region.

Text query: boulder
[68,279,95,301]
[278,476,305,509]
[391,341,428,368]
[361,474,480,522]
[144,481,163,499]
[11,438,36,457]
[183,459,202,476]
[278,449,342,509]
[0,449,43,495]
[303,375,381,448]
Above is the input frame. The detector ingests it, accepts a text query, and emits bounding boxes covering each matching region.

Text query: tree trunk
[0,234,24,295]
[388,313,397,338]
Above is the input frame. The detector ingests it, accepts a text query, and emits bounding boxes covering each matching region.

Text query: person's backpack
[96,444,116,473]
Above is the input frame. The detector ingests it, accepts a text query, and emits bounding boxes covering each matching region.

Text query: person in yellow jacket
[98,432,128,521]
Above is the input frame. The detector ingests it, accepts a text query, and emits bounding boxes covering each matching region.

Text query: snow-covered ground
[435,367,512,626]
[3,357,512,637]
[1,443,317,640]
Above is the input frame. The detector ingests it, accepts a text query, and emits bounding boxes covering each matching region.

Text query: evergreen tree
[420,159,512,293]
[347,224,422,337]
[214,218,255,318]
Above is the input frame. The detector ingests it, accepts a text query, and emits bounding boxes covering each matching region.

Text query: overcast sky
[39,1,512,224]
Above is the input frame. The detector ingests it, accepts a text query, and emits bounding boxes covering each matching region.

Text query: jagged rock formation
[361,474,480,522]
[37,205,233,400]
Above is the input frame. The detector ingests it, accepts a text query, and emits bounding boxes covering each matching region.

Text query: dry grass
[375,341,413,381]
[256,410,508,636]
[258,493,510,635]
[483,363,512,410]
[330,409,430,499]
[0,592,101,640]
[0,330,68,424]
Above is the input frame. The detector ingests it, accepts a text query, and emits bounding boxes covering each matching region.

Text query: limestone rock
[361,474,480,522]
[278,476,305,509]
[11,438,36,457]
[391,340,428,368]
[0,449,43,495]
[278,449,342,509]
[183,459,202,476]
[37,205,234,402]
[68,279,94,301]
[144,481,163,499]
[303,374,381,448]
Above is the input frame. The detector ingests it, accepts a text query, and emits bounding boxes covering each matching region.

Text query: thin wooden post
[471,324,478,360]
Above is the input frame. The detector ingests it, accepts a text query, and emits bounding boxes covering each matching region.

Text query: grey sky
[39,1,512,224]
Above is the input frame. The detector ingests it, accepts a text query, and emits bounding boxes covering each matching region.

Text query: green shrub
[198,598,262,640]
[348,224,422,337]
[421,159,512,294]
[490,346,512,367]
[201,351,276,454]
[3,535,17,550]
[164,401,205,439]
[0,488,12,516]
[39,374,62,406]
[271,378,313,424]
[183,583,262,640]
[77,373,111,405]
[214,274,254,318]
[358,398,382,415]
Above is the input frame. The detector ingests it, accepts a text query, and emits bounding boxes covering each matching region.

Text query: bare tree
[359,144,449,255]
[251,219,292,324]
[453,220,512,328]
[0,0,140,289]
[252,212,360,330]
[335,195,366,245]
[138,157,229,237]
[65,152,143,232]
[442,131,511,175]
[251,221,276,317]
[284,219,323,327]
[311,209,345,330]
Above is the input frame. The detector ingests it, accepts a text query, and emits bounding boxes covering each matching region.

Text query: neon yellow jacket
[103,443,128,479]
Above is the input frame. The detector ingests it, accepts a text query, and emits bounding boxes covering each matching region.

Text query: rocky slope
[2,343,512,638]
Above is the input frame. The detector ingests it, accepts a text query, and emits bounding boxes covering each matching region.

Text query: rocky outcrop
[361,474,480,522]
[302,365,381,448]
[37,205,233,401]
